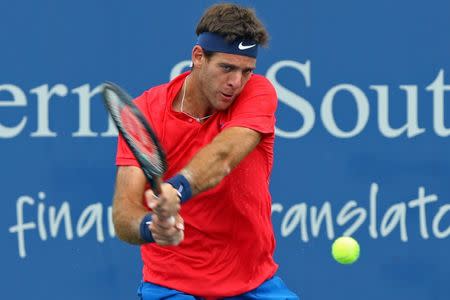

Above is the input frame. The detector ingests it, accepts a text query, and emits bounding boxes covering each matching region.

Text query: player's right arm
[112,165,183,245]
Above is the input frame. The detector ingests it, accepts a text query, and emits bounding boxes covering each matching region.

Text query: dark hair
[195,3,269,47]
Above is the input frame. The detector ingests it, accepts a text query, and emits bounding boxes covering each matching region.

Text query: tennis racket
[102,81,167,196]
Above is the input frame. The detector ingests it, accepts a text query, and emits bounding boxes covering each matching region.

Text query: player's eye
[221,65,232,72]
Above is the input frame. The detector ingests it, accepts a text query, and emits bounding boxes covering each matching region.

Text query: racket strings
[105,92,165,175]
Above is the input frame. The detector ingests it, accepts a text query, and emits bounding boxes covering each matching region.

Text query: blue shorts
[137,276,299,299]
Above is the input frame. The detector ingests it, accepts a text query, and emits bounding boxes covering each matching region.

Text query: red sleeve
[115,92,152,167]
[221,74,277,134]
[115,133,140,167]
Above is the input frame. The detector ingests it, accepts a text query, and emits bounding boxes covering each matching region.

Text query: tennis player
[112,3,299,299]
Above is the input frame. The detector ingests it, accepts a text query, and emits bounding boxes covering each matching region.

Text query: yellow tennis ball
[332,236,360,264]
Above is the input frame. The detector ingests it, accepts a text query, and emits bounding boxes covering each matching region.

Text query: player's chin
[215,101,233,111]
[216,95,235,109]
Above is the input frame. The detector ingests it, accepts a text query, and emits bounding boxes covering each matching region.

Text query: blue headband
[197,32,258,58]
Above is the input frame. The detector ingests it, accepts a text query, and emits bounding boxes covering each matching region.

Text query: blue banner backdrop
[1,1,449,299]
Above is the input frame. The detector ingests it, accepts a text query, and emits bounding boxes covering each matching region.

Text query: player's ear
[192,45,205,69]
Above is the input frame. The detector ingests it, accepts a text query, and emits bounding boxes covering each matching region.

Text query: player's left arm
[180,126,261,196]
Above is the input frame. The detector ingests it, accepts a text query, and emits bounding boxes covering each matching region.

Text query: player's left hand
[149,213,184,246]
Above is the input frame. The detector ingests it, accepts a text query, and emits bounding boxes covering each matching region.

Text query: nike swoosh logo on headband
[238,42,256,50]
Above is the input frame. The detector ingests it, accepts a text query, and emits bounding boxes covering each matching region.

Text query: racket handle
[152,177,163,197]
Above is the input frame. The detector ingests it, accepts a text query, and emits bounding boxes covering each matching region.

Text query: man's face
[197,51,256,111]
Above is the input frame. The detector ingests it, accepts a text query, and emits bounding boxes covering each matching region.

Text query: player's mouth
[220,92,234,101]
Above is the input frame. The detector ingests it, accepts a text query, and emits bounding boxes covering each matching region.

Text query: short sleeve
[221,75,277,134]
[115,92,151,167]
[115,133,140,167]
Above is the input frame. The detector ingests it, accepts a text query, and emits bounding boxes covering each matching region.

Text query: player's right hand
[145,183,181,219]
[149,213,184,246]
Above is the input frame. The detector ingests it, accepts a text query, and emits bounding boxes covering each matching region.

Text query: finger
[151,216,181,237]
[161,184,181,206]
[153,231,183,246]
[175,215,184,231]
[153,204,180,219]
[145,190,159,209]
[152,237,171,246]
[147,196,178,219]
[149,201,172,219]
[150,225,177,241]
[171,229,184,245]
[151,227,183,246]
[157,199,180,218]
[151,214,174,230]
[176,222,184,231]
[176,229,184,245]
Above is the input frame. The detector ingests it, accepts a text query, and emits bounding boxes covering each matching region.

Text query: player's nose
[226,71,243,89]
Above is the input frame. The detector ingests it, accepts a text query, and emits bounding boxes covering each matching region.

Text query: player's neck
[176,74,214,122]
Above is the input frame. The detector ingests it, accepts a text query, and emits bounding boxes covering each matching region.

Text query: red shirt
[116,72,278,297]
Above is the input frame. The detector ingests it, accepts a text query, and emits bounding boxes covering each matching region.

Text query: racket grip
[152,177,163,196]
